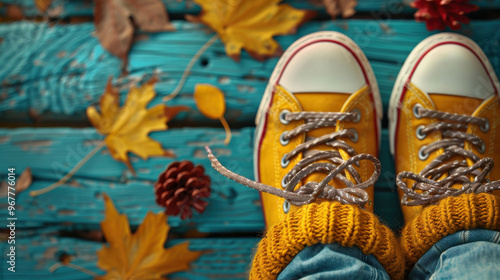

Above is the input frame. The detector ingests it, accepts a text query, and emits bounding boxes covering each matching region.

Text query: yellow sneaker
[389,33,500,224]
[252,31,383,228]
[206,32,406,280]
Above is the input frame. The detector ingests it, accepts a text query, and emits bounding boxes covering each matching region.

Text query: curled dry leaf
[194,84,231,145]
[35,0,52,12]
[96,194,203,280]
[187,0,315,61]
[321,0,357,18]
[94,0,175,67]
[0,168,32,197]
[16,168,33,194]
[87,77,188,174]
[6,4,24,20]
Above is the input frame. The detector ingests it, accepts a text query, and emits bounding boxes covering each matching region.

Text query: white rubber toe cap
[279,42,366,93]
[411,44,496,99]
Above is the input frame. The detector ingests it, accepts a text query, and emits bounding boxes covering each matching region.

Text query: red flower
[154,161,211,220]
[411,0,478,31]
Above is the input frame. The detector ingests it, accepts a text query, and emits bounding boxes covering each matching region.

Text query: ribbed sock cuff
[401,193,500,266]
[250,201,405,280]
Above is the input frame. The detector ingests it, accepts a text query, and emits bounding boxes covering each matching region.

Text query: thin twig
[163,34,219,102]
[30,141,106,197]
[49,262,101,277]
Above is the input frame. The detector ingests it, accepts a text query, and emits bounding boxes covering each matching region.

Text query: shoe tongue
[293,92,351,186]
[428,93,484,115]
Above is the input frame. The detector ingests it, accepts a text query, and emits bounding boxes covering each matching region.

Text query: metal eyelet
[478,142,486,154]
[281,176,288,189]
[350,130,359,142]
[283,200,290,214]
[418,145,429,161]
[416,125,427,140]
[413,104,423,119]
[281,154,290,168]
[480,119,490,133]
[352,108,361,123]
[279,109,290,125]
[280,131,289,146]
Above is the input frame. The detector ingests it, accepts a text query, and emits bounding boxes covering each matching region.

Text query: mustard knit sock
[250,200,405,280]
[401,193,500,266]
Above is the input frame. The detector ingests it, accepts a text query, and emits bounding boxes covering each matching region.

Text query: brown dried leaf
[94,0,174,67]
[34,0,52,12]
[323,0,357,18]
[6,4,24,20]
[0,168,33,196]
[16,168,33,194]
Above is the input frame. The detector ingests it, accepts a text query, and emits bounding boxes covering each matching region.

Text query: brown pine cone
[154,161,211,220]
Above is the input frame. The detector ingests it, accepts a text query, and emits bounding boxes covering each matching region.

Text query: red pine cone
[154,161,211,220]
[411,0,478,31]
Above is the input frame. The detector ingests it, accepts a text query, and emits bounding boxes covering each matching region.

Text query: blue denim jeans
[278,229,500,280]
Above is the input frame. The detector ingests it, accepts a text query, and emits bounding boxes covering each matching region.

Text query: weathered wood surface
[3,0,500,19]
[0,127,266,233]
[0,233,259,280]
[1,20,500,125]
[0,126,403,232]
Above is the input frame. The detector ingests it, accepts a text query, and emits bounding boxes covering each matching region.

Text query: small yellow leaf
[194,84,226,120]
[194,84,232,145]
[87,77,188,173]
[96,194,203,280]
[187,0,315,61]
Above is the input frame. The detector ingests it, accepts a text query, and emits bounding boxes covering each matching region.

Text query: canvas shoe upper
[389,33,500,224]
[250,31,383,228]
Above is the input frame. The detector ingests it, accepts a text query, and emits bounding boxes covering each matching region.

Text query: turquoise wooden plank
[0,127,264,233]
[1,0,499,18]
[0,127,403,231]
[1,20,500,125]
[0,234,259,279]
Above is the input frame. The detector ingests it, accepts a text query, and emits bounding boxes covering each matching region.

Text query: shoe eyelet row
[418,145,429,161]
[352,108,361,123]
[350,130,359,142]
[280,131,289,146]
[480,119,490,133]
[413,104,423,119]
[416,125,427,140]
[281,176,288,189]
[478,142,486,154]
[283,200,290,214]
[279,109,290,125]
[281,154,290,168]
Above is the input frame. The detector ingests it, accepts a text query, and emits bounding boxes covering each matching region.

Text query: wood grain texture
[0,127,403,232]
[0,233,259,280]
[2,0,499,18]
[0,127,264,232]
[1,20,499,124]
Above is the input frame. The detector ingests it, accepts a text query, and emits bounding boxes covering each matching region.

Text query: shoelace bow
[397,106,500,206]
[206,110,381,208]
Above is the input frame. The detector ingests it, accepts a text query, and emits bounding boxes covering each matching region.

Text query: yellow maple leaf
[187,0,315,61]
[96,194,203,280]
[87,77,188,173]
